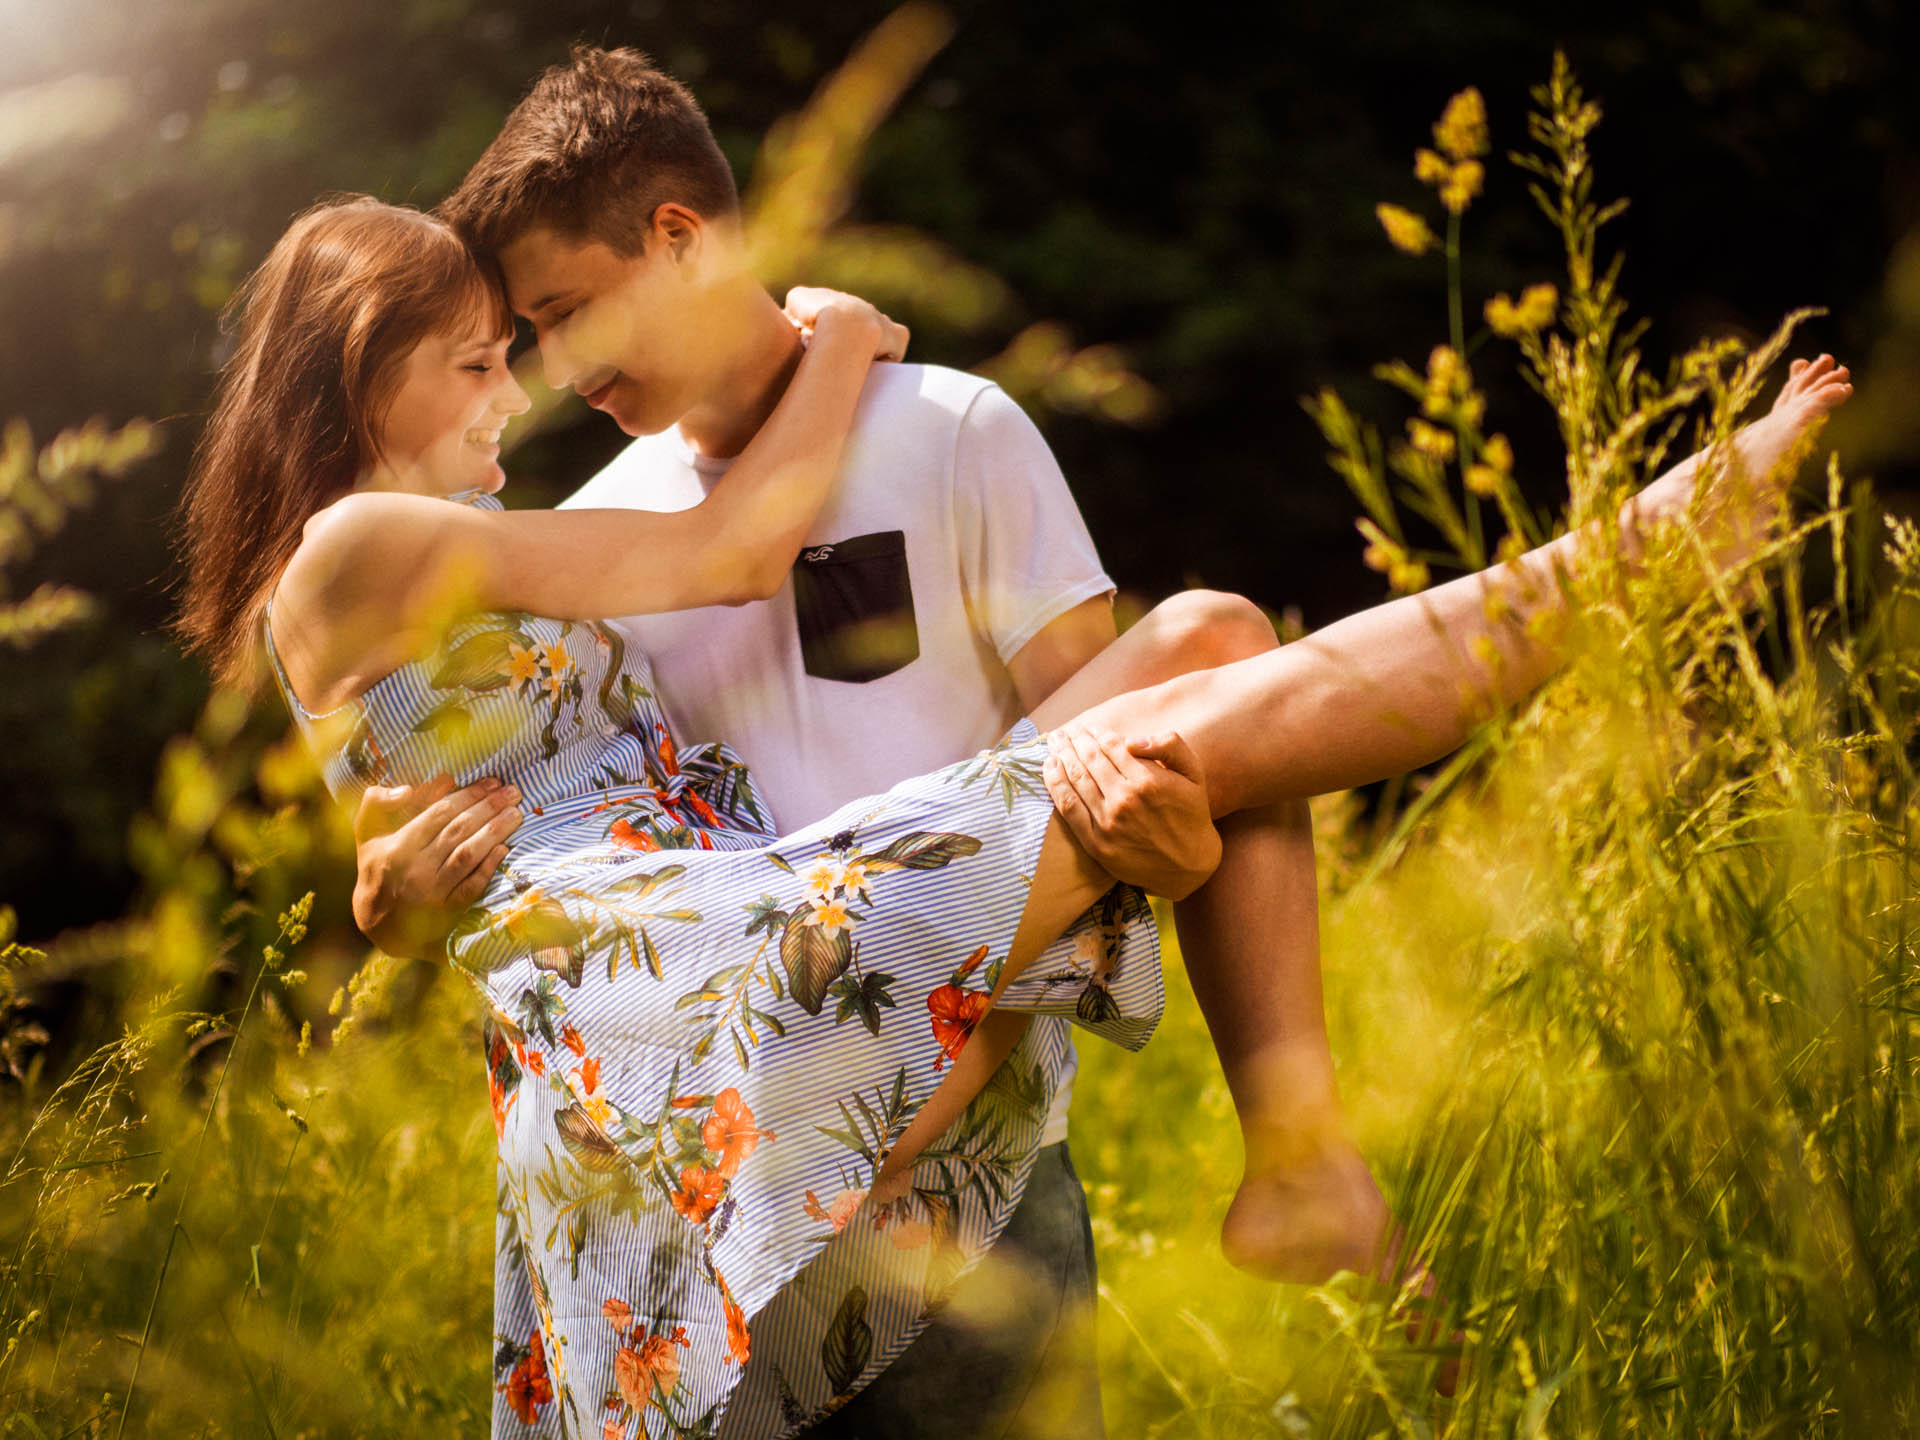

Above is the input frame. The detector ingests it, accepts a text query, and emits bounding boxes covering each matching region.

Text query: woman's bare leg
[1049,607,1408,1281]
[874,814,1113,1198]
[1177,801,1401,1282]
[879,356,1851,1230]
[1035,355,1853,814]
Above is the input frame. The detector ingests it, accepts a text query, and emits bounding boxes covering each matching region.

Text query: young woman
[177,196,1850,1437]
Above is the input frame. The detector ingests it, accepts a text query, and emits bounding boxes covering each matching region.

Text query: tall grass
[1080,56,1919,1440]
[4,53,1915,1439]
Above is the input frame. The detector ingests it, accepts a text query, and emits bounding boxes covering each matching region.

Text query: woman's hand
[783,286,910,362]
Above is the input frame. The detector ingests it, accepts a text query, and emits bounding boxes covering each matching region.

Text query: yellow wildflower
[1357,517,1400,574]
[1434,87,1488,161]
[1516,283,1557,328]
[1414,148,1451,185]
[1483,433,1515,473]
[1485,283,1558,337]
[1423,345,1460,417]
[1465,463,1502,498]
[1439,159,1483,215]
[1376,203,1437,257]
[1389,558,1431,594]
[1407,418,1456,462]
[1497,533,1529,565]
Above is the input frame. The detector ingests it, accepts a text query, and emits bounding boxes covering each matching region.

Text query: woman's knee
[1142,589,1277,669]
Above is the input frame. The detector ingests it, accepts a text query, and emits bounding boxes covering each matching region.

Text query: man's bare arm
[1006,592,1226,898]
[1003,594,1117,714]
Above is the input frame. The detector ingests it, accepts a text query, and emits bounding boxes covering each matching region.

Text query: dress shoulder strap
[260,597,333,724]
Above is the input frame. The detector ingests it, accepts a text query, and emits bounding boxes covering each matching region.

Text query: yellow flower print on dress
[566,1056,612,1129]
[806,897,851,938]
[505,641,541,687]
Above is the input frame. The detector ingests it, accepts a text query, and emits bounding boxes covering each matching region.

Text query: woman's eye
[465,363,492,374]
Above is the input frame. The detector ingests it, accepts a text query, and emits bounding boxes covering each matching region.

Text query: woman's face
[367,320,531,497]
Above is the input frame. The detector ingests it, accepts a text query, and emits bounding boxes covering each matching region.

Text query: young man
[352,48,1370,1438]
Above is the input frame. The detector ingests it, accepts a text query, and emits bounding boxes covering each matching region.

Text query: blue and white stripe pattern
[265,496,1163,1439]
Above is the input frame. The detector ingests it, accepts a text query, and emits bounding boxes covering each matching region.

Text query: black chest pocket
[791,530,920,683]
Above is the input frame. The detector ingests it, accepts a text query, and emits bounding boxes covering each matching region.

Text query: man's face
[498,226,707,438]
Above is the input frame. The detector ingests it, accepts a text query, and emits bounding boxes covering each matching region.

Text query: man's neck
[675,288,807,461]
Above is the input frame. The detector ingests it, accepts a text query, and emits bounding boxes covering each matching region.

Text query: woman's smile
[369,325,530,496]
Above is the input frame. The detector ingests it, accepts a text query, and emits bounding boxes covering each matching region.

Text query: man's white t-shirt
[560,363,1113,1144]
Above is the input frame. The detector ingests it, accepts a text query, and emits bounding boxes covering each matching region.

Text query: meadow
[5,51,1918,1440]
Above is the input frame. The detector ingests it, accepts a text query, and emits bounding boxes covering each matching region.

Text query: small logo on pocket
[801,545,837,563]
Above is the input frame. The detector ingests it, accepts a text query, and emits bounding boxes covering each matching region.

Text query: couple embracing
[175,44,1850,1440]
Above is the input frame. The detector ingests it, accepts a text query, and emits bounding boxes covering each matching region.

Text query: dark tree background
[3,0,1916,942]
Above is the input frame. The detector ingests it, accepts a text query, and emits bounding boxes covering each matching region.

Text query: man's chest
[603,465,1014,827]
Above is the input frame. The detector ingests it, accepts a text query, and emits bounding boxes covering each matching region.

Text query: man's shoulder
[559,430,693,511]
[857,363,1008,431]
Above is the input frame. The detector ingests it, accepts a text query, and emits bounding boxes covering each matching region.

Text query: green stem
[1445,209,1486,563]
[1446,209,1465,362]
[116,922,289,1439]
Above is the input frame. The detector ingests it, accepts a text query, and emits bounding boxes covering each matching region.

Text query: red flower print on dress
[926,945,993,1069]
[701,1088,774,1178]
[612,1326,690,1411]
[500,1327,553,1424]
[803,1187,868,1232]
[489,1073,509,1139]
[926,985,991,1070]
[567,1057,612,1129]
[488,1031,517,1139]
[723,1292,751,1365]
[610,817,659,852]
[602,1297,634,1334]
[670,1164,725,1224]
[561,1023,586,1057]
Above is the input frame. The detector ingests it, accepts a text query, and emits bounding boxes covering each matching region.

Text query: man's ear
[650,203,705,273]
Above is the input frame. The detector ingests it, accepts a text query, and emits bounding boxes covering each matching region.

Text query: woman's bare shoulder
[273,491,464,703]
[282,490,451,609]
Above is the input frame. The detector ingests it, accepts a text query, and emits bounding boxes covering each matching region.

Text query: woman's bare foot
[1625,353,1853,571]
[1224,1134,1461,1392]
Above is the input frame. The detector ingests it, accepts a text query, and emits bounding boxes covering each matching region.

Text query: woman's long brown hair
[175,196,511,691]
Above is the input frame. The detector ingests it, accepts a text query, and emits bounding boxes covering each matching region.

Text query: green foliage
[0,418,158,650]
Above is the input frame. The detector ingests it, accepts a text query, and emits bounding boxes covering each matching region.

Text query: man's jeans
[801,1142,1105,1439]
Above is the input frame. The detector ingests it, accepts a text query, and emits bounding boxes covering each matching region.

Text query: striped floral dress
[265,497,1163,1440]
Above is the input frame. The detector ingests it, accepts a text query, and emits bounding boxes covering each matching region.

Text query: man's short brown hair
[441,46,739,259]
